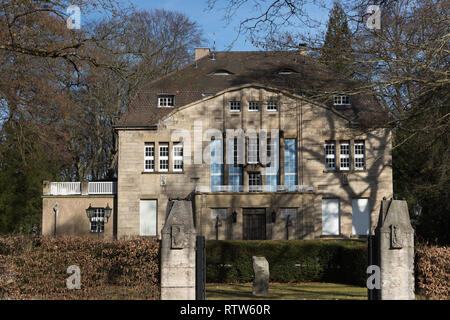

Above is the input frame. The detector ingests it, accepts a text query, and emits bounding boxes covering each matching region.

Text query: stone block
[252,256,269,295]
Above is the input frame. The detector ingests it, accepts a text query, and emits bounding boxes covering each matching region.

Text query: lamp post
[53,203,58,237]
[285,215,293,240]
[413,203,422,217]
[215,215,222,240]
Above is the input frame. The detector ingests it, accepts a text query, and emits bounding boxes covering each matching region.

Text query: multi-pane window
[354,140,365,170]
[228,138,242,192]
[158,95,174,107]
[210,139,223,192]
[211,208,227,219]
[339,141,350,171]
[159,143,169,172]
[281,208,298,220]
[173,143,183,172]
[248,172,262,192]
[229,101,241,112]
[265,137,279,192]
[144,143,155,172]
[248,136,258,164]
[267,100,278,111]
[89,208,105,233]
[333,95,350,105]
[248,101,260,111]
[284,139,298,191]
[325,142,336,171]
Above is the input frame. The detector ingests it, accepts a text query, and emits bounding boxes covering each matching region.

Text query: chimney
[298,43,308,56]
[195,47,210,61]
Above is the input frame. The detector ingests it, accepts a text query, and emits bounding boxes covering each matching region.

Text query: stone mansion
[42,48,393,240]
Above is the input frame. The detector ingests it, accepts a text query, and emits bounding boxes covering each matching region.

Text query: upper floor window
[284,139,298,190]
[248,172,262,192]
[144,143,155,172]
[173,143,183,172]
[354,140,365,170]
[158,95,174,107]
[333,95,350,106]
[340,141,350,171]
[159,143,169,172]
[248,136,259,164]
[229,101,241,112]
[267,101,278,111]
[248,101,260,111]
[325,141,336,171]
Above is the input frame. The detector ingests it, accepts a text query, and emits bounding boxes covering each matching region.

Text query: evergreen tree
[320,2,352,75]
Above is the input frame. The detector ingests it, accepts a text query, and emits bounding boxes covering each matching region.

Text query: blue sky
[121,0,331,51]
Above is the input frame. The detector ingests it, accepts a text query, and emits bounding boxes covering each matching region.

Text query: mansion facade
[42,48,392,240]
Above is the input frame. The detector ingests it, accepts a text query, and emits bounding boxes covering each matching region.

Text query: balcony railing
[196,185,314,193]
[50,182,81,195]
[48,182,117,195]
[88,182,117,194]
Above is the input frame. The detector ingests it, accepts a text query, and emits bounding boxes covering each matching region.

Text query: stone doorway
[243,208,266,240]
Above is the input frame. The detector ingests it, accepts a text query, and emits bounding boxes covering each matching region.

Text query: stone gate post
[160,200,196,300]
[375,199,415,300]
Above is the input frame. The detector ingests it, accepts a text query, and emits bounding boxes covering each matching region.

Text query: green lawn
[206,282,367,300]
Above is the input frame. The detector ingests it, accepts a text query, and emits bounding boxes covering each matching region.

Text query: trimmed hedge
[416,244,450,300]
[0,236,160,300]
[206,240,367,286]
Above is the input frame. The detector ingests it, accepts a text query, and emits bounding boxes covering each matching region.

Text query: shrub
[0,236,160,300]
[206,239,367,286]
[416,244,450,300]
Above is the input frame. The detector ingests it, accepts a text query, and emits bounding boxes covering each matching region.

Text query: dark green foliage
[320,2,352,76]
[0,120,61,234]
[206,240,367,286]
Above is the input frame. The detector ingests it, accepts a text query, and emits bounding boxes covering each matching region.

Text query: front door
[243,208,266,240]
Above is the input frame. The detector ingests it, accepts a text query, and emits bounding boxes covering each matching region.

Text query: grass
[206,282,367,300]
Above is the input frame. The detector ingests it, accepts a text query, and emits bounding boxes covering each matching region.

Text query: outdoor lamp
[85,203,94,219]
[104,203,112,222]
[271,211,276,223]
[413,203,422,217]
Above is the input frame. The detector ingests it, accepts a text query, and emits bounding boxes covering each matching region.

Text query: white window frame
[322,199,340,236]
[172,143,183,172]
[266,100,278,112]
[248,136,258,164]
[158,95,174,107]
[333,95,350,106]
[248,101,260,112]
[339,141,350,171]
[325,142,336,171]
[89,208,105,233]
[248,172,262,192]
[354,140,365,170]
[352,198,370,236]
[159,143,169,172]
[144,143,155,172]
[229,101,241,112]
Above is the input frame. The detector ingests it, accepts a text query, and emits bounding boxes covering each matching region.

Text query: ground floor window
[90,208,105,233]
[322,199,340,236]
[352,198,370,235]
[140,200,157,236]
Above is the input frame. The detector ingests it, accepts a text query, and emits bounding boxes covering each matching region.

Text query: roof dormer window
[211,69,233,76]
[277,68,297,75]
[158,95,174,107]
[333,95,350,106]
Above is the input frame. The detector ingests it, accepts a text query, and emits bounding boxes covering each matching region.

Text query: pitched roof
[115,51,388,128]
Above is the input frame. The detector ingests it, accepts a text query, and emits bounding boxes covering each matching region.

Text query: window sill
[323,169,366,173]
[141,171,184,174]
